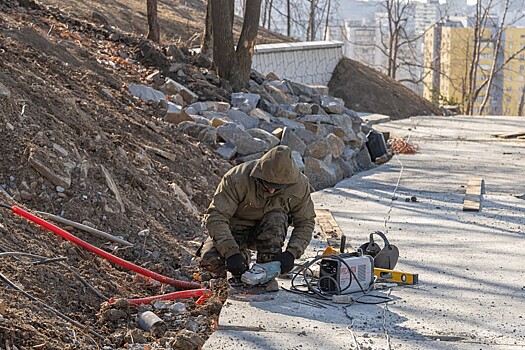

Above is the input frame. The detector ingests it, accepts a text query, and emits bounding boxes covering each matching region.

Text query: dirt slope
[329,57,442,120]
[0,1,229,348]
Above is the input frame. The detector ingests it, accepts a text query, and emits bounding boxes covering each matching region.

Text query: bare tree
[201,0,213,56]
[210,0,262,91]
[147,0,160,43]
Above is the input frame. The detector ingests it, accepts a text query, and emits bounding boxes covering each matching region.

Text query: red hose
[110,288,212,306]
[11,206,202,290]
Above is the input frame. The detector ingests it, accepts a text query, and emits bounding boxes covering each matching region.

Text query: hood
[250,145,300,185]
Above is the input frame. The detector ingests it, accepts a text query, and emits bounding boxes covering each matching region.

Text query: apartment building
[424,22,525,116]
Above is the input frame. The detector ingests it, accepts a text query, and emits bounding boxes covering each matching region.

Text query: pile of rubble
[130,71,375,191]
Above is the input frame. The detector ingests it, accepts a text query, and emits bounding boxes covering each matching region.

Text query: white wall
[252,41,343,86]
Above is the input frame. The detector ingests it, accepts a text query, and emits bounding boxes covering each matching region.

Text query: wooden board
[463,176,484,212]
[492,131,525,139]
[315,209,349,249]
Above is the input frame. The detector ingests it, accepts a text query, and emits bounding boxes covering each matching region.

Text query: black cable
[0,202,12,209]
[0,272,104,340]
[285,253,394,305]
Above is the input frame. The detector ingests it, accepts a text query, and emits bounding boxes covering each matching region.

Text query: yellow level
[374,268,418,285]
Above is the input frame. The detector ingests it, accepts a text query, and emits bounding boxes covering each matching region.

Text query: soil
[329,57,443,120]
[0,1,441,349]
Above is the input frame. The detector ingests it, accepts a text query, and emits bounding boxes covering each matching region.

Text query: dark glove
[275,251,295,274]
[225,253,248,276]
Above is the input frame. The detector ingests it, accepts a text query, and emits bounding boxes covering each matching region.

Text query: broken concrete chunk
[274,117,305,131]
[28,148,72,189]
[164,102,192,124]
[327,133,345,158]
[264,84,294,104]
[231,93,260,113]
[128,85,166,102]
[285,80,321,97]
[258,98,280,115]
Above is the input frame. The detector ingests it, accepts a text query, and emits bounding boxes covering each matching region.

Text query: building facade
[424,22,525,116]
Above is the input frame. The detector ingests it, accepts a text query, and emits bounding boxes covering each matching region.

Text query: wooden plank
[463,177,484,212]
[492,131,525,139]
[315,209,350,249]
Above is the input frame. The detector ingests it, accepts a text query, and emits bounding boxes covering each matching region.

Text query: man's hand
[225,253,249,276]
[275,251,295,274]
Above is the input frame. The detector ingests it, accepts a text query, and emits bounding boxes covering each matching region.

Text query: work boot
[264,278,279,292]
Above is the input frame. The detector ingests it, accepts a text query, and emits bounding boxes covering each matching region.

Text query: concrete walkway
[203,116,525,350]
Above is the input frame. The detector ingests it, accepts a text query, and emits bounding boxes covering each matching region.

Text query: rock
[216,142,237,160]
[128,85,166,102]
[164,102,192,124]
[291,151,305,171]
[170,329,204,350]
[274,117,305,131]
[145,71,165,87]
[101,88,114,99]
[217,124,267,156]
[246,128,280,149]
[250,70,265,84]
[300,114,358,143]
[355,146,374,171]
[124,329,147,344]
[177,121,217,144]
[327,133,345,158]
[235,152,265,164]
[231,93,260,113]
[160,78,198,105]
[275,108,298,120]
[249,108,272,122]
[280,127,306,156]
[258,98,280,115]
[169,62,186,73]
[258,121,283,134]
[304,157,338,191]
[167,45,186,63]
[194,53,212,69]
[190,115,211,125]
[265,72,280,81]
[0,300,5,314]
[92,10,110,25]
[313,95,345,114]
[264,84,294,104]
[188,101,230,114]
[285,80,321,98]
[227,109,259,129]
[304,139,330,160]
[172,93,185,107]
[333,157,354,178]
[20,190,32,201]
[271,127,284,139]
[248,80,278,105]
[28,149,72,189]
[293,103,313,115]
[311,103,328,115]
[294,128,318,144]
[210,117,227,128]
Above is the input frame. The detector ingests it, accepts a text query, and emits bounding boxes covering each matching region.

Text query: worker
[200,145,316,286]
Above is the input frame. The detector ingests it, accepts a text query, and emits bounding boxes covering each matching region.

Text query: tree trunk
[287,0,291,37]
[147,0,160,43]
[518,85,525,116]
[211,0,235,80]
[308,0,315,40]
[201,0,213,56]
[230,0,262,91]
[267,0,273,30]
[324,0,331,40]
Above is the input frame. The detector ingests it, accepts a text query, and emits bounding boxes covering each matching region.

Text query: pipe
[9,206,202,290]
[110,288,212,306]
[36,211,133,247]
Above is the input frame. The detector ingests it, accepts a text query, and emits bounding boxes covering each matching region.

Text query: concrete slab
[204,116,525,350]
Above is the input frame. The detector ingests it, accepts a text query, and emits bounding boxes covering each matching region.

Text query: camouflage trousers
[200,209,288,275]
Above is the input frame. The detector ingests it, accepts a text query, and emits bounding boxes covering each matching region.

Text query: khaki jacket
[206,146,316,259]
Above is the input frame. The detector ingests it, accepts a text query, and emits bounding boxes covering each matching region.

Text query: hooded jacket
[205,146,316,259]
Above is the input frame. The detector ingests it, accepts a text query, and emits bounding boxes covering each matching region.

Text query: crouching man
[200,145,315,285]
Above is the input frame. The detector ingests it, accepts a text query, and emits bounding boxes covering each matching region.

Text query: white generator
[319,254,374,294]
